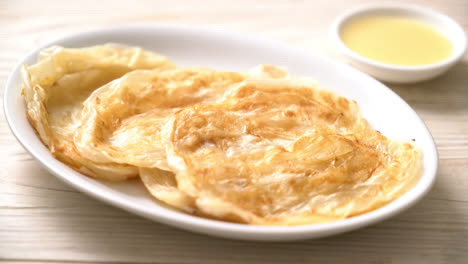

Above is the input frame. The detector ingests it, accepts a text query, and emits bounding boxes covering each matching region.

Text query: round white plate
[4,25,438,241]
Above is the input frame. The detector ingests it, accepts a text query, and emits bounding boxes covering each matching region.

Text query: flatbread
[74,65,289,171]
[74,68,246,171]
[22,44,175,180]
[164,79,423,225]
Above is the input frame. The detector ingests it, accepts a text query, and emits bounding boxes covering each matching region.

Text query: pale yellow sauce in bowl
[331,4,466,83]
[341,16,453,66]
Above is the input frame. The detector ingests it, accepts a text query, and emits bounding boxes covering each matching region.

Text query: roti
[163,79,423,225]
[22,44,175,180]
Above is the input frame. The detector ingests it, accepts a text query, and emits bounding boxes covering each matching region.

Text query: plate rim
[3,24,439,241]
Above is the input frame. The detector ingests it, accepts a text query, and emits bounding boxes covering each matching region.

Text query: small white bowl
[331,4,467,83]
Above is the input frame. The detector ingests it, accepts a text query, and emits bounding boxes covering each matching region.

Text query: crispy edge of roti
[21,44,175,180]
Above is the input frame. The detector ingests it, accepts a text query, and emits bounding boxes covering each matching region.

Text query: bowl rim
[330,3,467,72]
[3,24,439,240]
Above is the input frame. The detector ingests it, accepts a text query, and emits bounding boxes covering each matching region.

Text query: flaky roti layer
[74,68,246,172]
[22,44,175,180]
[164,80,423,225]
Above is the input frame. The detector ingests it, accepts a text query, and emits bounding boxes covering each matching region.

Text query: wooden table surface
[1,0,467,263]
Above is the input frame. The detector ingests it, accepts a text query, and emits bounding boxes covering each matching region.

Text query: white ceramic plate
[4,25,438,241]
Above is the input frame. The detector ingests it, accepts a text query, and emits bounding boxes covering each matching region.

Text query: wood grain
[1,0,467,263]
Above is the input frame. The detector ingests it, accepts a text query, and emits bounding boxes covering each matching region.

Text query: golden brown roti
[163,79,423,225]
[74,68,246,172]
[22,44,175,180]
